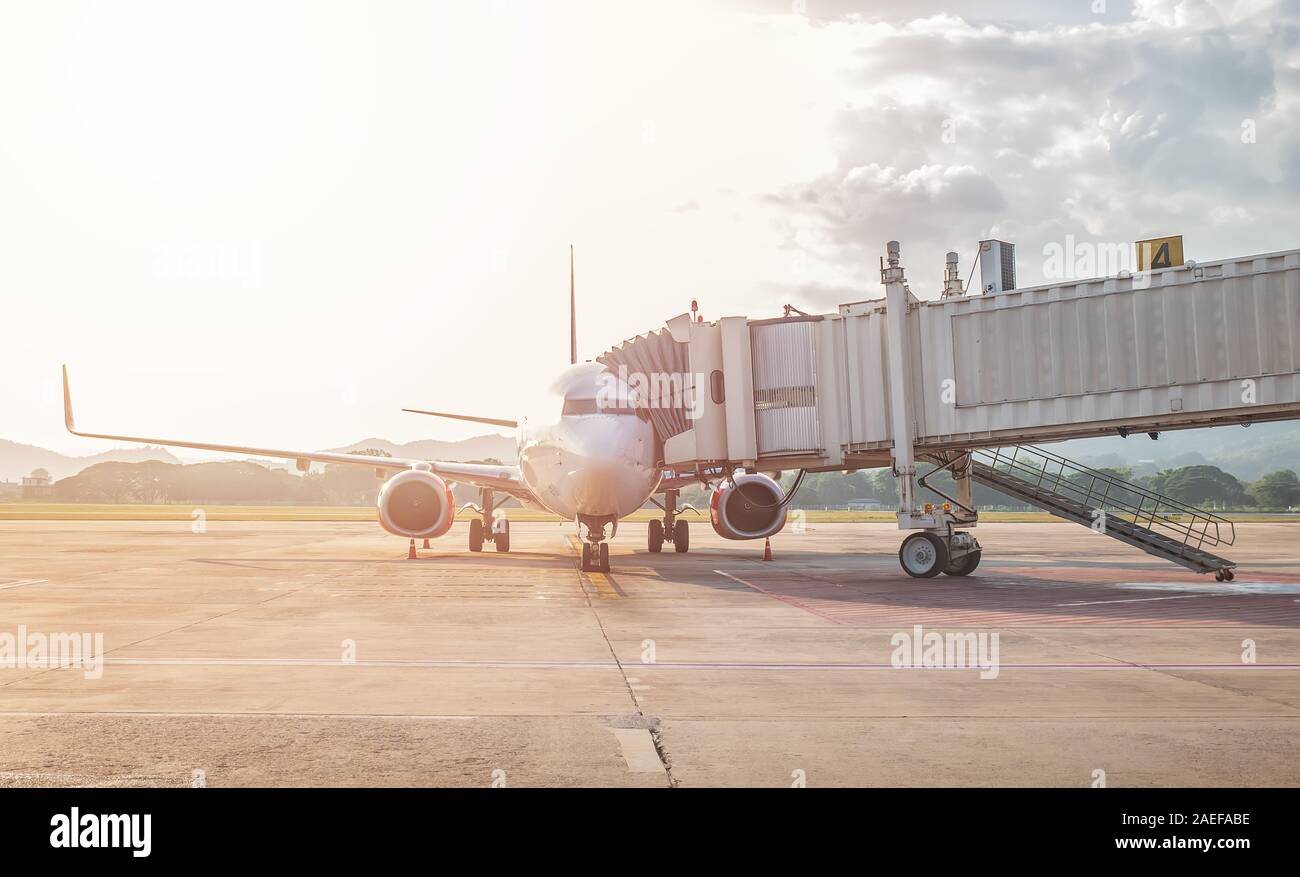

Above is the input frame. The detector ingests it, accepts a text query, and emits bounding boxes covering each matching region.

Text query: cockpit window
[562,397,648,419]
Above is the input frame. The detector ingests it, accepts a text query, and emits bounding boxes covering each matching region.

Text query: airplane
[60,249,791,572]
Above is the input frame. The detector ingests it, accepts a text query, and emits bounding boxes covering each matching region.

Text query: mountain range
[2,421,1296,485]
[328,435,516,463]
[0,439,183,483]
[0,433,517,483]
[1058,420,1300,481]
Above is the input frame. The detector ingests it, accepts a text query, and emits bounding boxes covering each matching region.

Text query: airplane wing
[401,408,518,429]
[61,366,528,497]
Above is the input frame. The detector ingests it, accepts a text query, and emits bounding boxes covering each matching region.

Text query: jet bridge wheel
[648,519,664,553]
[943,550,981,577]
[1215,568,1235,582]
[899,532,948,579]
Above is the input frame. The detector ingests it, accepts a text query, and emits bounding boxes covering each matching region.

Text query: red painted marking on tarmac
[713,569,844,624]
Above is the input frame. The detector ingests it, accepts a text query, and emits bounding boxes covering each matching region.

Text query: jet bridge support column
[882,241,980,578]
[882,241,922,527]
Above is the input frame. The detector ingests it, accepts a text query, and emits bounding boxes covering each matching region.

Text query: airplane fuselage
[515,362,662,520]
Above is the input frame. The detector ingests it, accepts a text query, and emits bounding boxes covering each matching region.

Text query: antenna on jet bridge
[569,244,577,365]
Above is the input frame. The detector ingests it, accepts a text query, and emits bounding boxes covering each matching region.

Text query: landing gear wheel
[673,519,689,553]
[468,518,484,552]
[494,519,510,553]
[581,542,592,570]
[899,532,948,579]
[943,549,981,577]
[598,542,610,572]
[648,519,664,553]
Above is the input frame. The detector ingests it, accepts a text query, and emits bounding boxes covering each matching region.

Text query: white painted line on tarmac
[0,579,48,591]
[1056,594,1210,606]
[108,657,618,669]
[0,710,477,720]
[88,657,1300,671]
[1117,581,1300,595]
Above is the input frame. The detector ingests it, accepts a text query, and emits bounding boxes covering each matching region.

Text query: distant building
[21,468,54,499]
[846,498,884,511]
[0,479,19,500]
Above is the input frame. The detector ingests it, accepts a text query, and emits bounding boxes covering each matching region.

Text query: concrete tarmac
[1,520,1297,787]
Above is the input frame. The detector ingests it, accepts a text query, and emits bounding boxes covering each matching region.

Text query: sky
[2,0,1297,456]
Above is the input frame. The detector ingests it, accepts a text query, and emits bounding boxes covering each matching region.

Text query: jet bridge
[600,242,1300,578]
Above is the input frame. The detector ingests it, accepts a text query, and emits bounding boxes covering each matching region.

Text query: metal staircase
[969,445,1237,578]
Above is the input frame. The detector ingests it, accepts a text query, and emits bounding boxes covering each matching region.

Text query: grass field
[1,503,1295,523]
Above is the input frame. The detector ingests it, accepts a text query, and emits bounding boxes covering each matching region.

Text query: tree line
[39,458,1300,512]
[679,464,1300,512]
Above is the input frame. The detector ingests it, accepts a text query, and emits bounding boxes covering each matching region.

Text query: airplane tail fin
[570,244,577,365]
[62,364,76,433]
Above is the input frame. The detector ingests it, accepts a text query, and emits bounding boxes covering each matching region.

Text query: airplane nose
[570,462,626,512]
[566,426,651,516]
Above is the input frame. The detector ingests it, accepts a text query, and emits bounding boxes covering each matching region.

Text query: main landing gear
[579,513,615,573]
[647,489,691,554]
[898,530,981,579]
[466,488,510,554]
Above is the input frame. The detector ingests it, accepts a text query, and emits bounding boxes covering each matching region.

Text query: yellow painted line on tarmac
[566,535,623,599]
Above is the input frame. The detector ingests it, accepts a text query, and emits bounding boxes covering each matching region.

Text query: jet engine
[710,472,788,540]
[376,468,455,540]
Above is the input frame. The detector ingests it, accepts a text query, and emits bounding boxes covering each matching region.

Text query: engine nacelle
[376,468,455,540]
[710,472,788,540]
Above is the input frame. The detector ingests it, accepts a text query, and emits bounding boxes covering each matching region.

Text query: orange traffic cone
[407,539,417,560]
[763,537,772,561]
[423,538,431,549]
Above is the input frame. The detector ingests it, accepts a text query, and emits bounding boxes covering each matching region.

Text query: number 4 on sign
[1135,235,1183,271]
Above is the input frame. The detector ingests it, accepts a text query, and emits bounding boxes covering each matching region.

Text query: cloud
[760,1,1300,306]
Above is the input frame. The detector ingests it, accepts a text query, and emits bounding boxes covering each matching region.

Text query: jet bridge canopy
[601,247,1300,473]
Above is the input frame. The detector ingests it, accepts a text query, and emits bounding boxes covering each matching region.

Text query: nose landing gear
[465,488,511,553]
[578,513,616,573]
[581,540,610,573]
